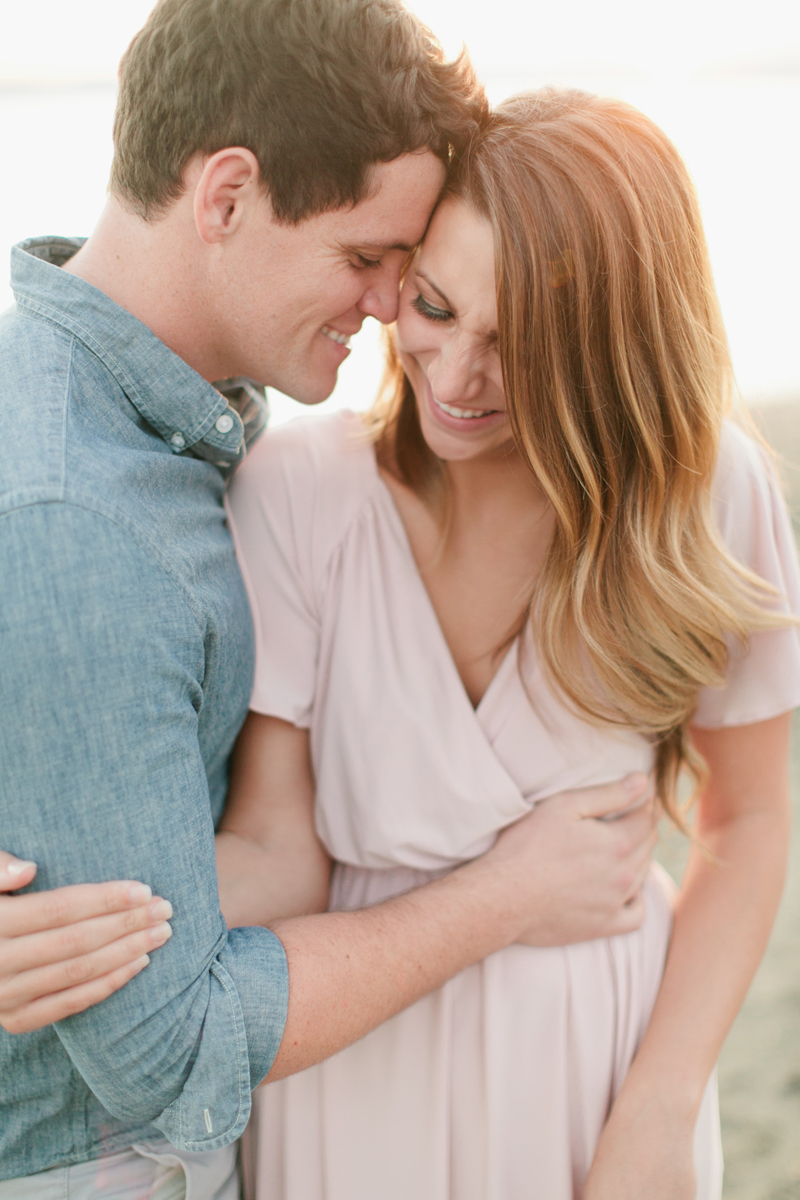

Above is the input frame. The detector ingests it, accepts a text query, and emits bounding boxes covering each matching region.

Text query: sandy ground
[655,401,800,1199]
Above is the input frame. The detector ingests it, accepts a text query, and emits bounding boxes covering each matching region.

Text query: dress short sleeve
[225,421,323,727]
[693,421,800,728]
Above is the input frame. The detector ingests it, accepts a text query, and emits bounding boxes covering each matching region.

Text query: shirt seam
[58,337,74,502]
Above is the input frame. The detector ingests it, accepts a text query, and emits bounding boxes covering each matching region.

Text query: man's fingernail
[623,773,648,795]
[127,883,153,904]
[6,859,36,876]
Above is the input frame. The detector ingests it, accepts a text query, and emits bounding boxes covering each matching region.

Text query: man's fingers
[573,773,655,821]
[0,880,155,938]
[608,892,646,935]
[0,956,152,1036]
[0,900,173,973]
[0,853,37,893]
[0,922,172,1011]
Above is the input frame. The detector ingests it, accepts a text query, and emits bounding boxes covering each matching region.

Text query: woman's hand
[582,1091,696,1200]
[0,851,173,1034]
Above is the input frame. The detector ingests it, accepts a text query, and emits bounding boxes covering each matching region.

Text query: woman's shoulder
[227,408,380,564]
[711,418,787,559]
[714,418,772,487]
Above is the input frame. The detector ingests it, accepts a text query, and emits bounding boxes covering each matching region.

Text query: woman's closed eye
[411,292,453,323]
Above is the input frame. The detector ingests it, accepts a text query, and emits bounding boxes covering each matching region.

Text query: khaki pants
[0,1140,238,1200]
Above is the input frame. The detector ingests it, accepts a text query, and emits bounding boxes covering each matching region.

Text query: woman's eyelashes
[411,291,454,323]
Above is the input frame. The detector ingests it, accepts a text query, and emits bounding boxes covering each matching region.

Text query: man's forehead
[334,151,446,244]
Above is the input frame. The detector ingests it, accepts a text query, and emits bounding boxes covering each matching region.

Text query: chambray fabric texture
[0,238,289,1180]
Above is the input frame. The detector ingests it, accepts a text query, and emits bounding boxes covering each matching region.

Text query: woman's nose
[427,342,483,406]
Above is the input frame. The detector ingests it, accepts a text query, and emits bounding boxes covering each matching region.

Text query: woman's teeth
[321,325,351,347]
[434,397,494,419]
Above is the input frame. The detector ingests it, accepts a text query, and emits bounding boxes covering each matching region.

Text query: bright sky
[2,0,798,80]
[2,0,799,406]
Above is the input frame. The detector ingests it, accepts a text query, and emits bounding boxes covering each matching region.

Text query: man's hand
[0,852,173,1034]
[487,773,657,946]
[0,774,655,1042]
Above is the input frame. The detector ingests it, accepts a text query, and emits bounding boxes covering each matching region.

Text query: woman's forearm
[216,829,331,928]
[605,715,792,1126]
[612,806,789,1122]
[584,715,793,1199]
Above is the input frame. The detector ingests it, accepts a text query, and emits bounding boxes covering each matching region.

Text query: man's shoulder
[0,303,82,505]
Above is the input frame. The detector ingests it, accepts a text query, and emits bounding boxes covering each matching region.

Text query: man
[0,0,655,1195]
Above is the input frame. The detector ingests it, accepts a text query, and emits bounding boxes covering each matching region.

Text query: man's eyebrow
[346,240,415,254]
[415,270,453,311]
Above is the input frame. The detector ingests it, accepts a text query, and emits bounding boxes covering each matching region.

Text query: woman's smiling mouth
[433,396,496,419]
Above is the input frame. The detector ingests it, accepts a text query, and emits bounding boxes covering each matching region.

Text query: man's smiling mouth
[321,325,351,347]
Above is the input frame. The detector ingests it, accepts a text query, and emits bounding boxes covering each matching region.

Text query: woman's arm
[216,711,331,928]
[584,712,793,1200]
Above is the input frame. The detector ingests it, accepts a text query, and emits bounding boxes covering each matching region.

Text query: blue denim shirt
[0,238,289,1179]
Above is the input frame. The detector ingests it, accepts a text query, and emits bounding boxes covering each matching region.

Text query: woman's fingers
[0,879,156,938]
[0,920,173,1018]
[0,956,153,1036]
[0,852,37,893]
[1,899,173,974]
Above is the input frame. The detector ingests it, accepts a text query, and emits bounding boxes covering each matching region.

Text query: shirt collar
[11,237,268,474]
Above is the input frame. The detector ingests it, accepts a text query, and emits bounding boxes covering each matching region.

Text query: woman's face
[395,199,510,463]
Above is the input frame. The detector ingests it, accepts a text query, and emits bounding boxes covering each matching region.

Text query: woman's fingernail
[132,954,151,971]
[148,899,173,922]
[6,859,36,876]
[127,883,153,904]
[623,773,648,795]
[149,922,172,946]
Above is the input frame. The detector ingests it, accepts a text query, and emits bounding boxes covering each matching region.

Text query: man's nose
[356,261,403,325]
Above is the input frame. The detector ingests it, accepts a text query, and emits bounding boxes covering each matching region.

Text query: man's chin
[285,374,338,407]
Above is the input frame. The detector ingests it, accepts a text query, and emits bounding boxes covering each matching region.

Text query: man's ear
[193,147,263,245]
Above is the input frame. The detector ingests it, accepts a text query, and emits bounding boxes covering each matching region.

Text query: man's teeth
[435,397,493,419]
[321,325,351,347]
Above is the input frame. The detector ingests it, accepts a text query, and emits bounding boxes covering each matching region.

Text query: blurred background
[2,1,799,1194]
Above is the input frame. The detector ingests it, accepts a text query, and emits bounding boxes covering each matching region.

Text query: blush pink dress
[225,411,800,1200]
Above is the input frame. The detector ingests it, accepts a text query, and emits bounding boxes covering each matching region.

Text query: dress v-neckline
[372,462,518,718]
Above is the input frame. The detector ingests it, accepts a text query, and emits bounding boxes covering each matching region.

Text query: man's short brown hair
[110,0,488,222]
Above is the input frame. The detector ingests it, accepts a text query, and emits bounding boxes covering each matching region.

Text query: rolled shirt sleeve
[0,502,288,1149]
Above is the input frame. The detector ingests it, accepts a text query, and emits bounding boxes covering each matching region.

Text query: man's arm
[3,679,655,1083]
[0,503,287,1148]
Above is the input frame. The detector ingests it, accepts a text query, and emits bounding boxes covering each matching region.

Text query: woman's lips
[427,387,504,432]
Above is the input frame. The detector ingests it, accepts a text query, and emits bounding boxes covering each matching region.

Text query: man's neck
[63,196,220,381]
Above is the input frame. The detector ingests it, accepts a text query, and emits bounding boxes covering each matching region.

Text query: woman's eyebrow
[415,270,453,310]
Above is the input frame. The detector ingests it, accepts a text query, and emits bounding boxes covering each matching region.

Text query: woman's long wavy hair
[369,88,787,825]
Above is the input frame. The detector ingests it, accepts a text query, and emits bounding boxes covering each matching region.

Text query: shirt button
[215,413,234,434]
[170,432,186,449]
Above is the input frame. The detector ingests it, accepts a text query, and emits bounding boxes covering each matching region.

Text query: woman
[5,89,800,1197]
